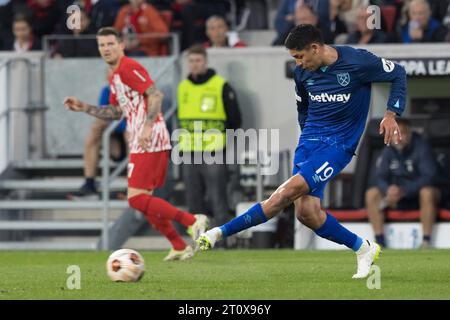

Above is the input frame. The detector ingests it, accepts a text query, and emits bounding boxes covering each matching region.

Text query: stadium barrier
[295,220,450,250]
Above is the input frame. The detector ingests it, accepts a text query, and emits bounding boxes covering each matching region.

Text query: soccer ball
[106,249,145,282]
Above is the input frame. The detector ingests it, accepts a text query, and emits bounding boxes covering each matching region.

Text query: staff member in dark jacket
[177,44,241,242]
[365,118,441,249]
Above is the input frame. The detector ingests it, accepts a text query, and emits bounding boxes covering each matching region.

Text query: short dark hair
[187,44,207,57]
[206,15,229,28]
[96,27,122,41]
[13,13,31,26]
[284,24,324,51]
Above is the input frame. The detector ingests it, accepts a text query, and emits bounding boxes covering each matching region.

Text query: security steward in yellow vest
[177,45,241,239]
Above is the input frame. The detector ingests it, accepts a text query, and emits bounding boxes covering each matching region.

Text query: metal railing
[0,57,47,165]
[100,51,181,250]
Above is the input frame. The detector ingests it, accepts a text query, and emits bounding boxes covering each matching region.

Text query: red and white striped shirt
[109,56,171,154]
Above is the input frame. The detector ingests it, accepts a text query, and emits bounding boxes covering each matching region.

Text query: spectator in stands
[27,0,61,40]
[113,0,169,56]
[292,0,348,44]
[149,0,231,51]
[273,4,337,45]
[346,5,389,44]
[299,0,331,29]
[89,0,122,32]
[326,0,354,43]
[331,0,369,32]
[273,0,298,45]
[203,15,246,48]
[68,69,128,200]
[400,0,448,43]
[365,119,442,249]
[54,9,99,58]
[177,44,241,242]
[72,0,93,15]
[3,13,41,52]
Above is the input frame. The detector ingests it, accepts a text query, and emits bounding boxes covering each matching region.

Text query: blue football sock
[314,212,363,252]
[220,203,267,238]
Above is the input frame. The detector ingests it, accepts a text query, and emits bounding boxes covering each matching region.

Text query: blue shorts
[292,139,353,200]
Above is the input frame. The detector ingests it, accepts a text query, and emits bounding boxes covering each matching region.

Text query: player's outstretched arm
[85,104,123,120]
[63,96,122,120]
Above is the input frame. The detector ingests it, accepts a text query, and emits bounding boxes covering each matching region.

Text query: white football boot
[352,240,381,279]
[196,227,223,251]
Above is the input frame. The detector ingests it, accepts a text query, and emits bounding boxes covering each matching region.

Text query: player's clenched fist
[63,96,88,112]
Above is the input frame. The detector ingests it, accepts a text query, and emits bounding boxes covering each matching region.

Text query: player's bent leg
[294,195,381,279]
[197,174,309,251]
[295,195,358,245]
[128,187,208,241]
[261,174,310,219]
[128,188,196,260]
[151,219,194,261]
[294,195,326,230]
[128,187,196,226]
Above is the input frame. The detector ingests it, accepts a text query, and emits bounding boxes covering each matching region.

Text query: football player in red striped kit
[64,27,208,261]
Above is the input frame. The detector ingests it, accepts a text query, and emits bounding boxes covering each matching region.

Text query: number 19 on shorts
[315,161,334,182]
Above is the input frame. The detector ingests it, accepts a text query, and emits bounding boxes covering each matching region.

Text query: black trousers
[182,162,231,228]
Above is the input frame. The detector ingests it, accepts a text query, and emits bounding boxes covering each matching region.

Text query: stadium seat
[439,209,450,221]
[328,209,368,221]
[387,209,450,221]
[328,209,450,222]
[386,210,421,221]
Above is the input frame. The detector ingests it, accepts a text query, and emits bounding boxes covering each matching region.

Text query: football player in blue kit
[197,24,407,279]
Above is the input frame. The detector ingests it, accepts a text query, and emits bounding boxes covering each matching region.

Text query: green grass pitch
[0,249,449,299]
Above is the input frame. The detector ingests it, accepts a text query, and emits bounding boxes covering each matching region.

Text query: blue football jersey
[294,45,407,154]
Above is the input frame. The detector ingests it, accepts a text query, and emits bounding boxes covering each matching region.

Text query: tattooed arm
[136,85,164,149]
[63,96,122,120]
[85,104,123,120]
[145,85,164,125]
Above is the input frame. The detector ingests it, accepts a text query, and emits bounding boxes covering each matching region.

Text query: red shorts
[128,151,170,190]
